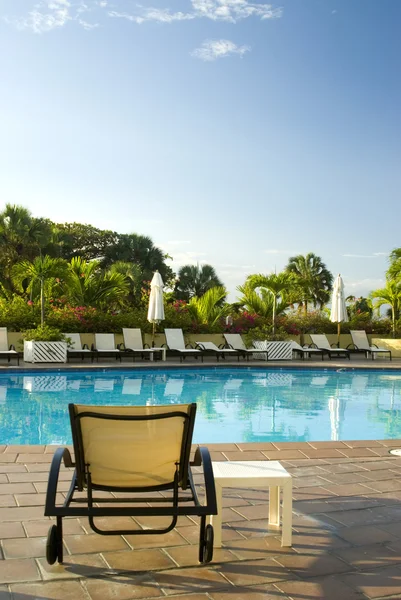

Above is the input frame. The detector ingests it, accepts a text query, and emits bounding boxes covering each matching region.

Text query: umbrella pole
[152,322,156,348]
[337,322,341,348]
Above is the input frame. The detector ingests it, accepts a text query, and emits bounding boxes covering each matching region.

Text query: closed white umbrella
[330,274,348,347]
[147,271,165,346]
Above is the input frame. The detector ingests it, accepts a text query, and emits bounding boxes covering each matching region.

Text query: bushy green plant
[0,296,40,330]
[22,325,66,342]
[243,326,289,346]
[285,310,336,334]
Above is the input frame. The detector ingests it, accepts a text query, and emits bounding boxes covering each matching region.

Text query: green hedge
[0,298,395,336]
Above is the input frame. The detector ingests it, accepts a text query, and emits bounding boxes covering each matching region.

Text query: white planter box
[24,341,67,363]
[253,341,293,361]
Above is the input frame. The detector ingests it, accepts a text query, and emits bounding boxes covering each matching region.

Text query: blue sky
[1,0,400,301]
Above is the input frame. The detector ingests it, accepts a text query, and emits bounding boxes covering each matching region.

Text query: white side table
[210,460,292,547]
[149,347,167,361]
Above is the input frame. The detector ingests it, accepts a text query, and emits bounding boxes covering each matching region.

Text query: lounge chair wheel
[199,524,214,564]
[46,525,59,565]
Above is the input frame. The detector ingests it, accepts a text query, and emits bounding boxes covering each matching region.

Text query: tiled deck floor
[2,441,401,599]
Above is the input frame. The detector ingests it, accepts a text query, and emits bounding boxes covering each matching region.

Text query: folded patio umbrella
[330,274,348,347]
[147,271,165,346]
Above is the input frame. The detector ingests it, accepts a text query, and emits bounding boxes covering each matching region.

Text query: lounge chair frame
[196,341,241,362]
[119,328,164,362]
[65,333,95,363]
[0,328,19,365]
[164,329,204,363]
[348,331,392,361]
[310,335,351,360]
[291,341,324,361]
[223,334,268,361]
[45,403,217,565]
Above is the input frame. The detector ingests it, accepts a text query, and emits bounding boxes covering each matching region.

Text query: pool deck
[1,357,401,599]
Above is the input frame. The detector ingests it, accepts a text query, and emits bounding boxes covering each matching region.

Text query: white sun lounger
[164,329,203,362]
[0,328,19,365]
[122,328,166,362]
[223,333,267,361]
[93,334,123,362]
[195,341,241,362]
[350,330,392,360]
[291,341,324,361]
[64,333,93,362]
[310,335,350,360]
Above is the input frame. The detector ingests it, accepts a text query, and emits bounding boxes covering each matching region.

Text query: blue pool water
[0,368,400,445]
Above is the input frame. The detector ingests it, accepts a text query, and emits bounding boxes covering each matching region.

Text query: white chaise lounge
[223,333,268,361]
[92,334,123,362]
[0,327,19,365]
[195,341,241,362]
[122,328,166,362]
[291,341,324,361]
[350,330,392,360]
[164,329,203,362]
[64,333,93,362]
[310,334,350,360]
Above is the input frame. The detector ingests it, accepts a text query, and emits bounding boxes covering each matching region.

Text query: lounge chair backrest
[64,333,82,350]
[196,341,219,351]
[95,334,116,351]
[310,335,331,350]
[69,403,196,489]
[165,329,186,350]
[0,328,9,352]
[122,328,144,350]
[290,341,303,351]
[224,334,246,350]
[350,330,370,351]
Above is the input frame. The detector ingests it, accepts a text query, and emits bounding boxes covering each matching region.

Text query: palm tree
[0,204,53,258]
[388,248,401,281]
[244,273,297,334]
[109,261,143,306]
[66,257,129,308]
[175,264,223,301]
[187,286,230,328]
[370,279,401,337]
[12,256,70,325]
[285,253,333,313]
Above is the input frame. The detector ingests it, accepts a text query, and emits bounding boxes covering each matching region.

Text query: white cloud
[78,18,99,29]
[192,39,250,61]
[5,0,103,32]
[12,0,72,33]
[3,0,281,32]
[109,0,281,25]
[190,0,281,23]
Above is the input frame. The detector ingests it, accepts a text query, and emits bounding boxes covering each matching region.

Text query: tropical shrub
[243,326,289,346]
[22,325,66,342]
[0,296,40,330]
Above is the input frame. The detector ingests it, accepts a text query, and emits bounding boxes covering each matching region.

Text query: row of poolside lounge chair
[66,329,392,362]
[0,327,392,364]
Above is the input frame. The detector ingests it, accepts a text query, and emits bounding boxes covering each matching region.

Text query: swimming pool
[0,368,400,445]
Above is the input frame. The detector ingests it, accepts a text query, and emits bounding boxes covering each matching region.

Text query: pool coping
[1,358,401,374]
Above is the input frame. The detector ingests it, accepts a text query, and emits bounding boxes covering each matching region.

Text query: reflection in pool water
[0,368,400,445]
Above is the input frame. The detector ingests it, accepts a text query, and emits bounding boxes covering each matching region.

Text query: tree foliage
[175,264,223,301]
[285,252,333,313]
[187,286,231,328]
[12,256,70,325]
